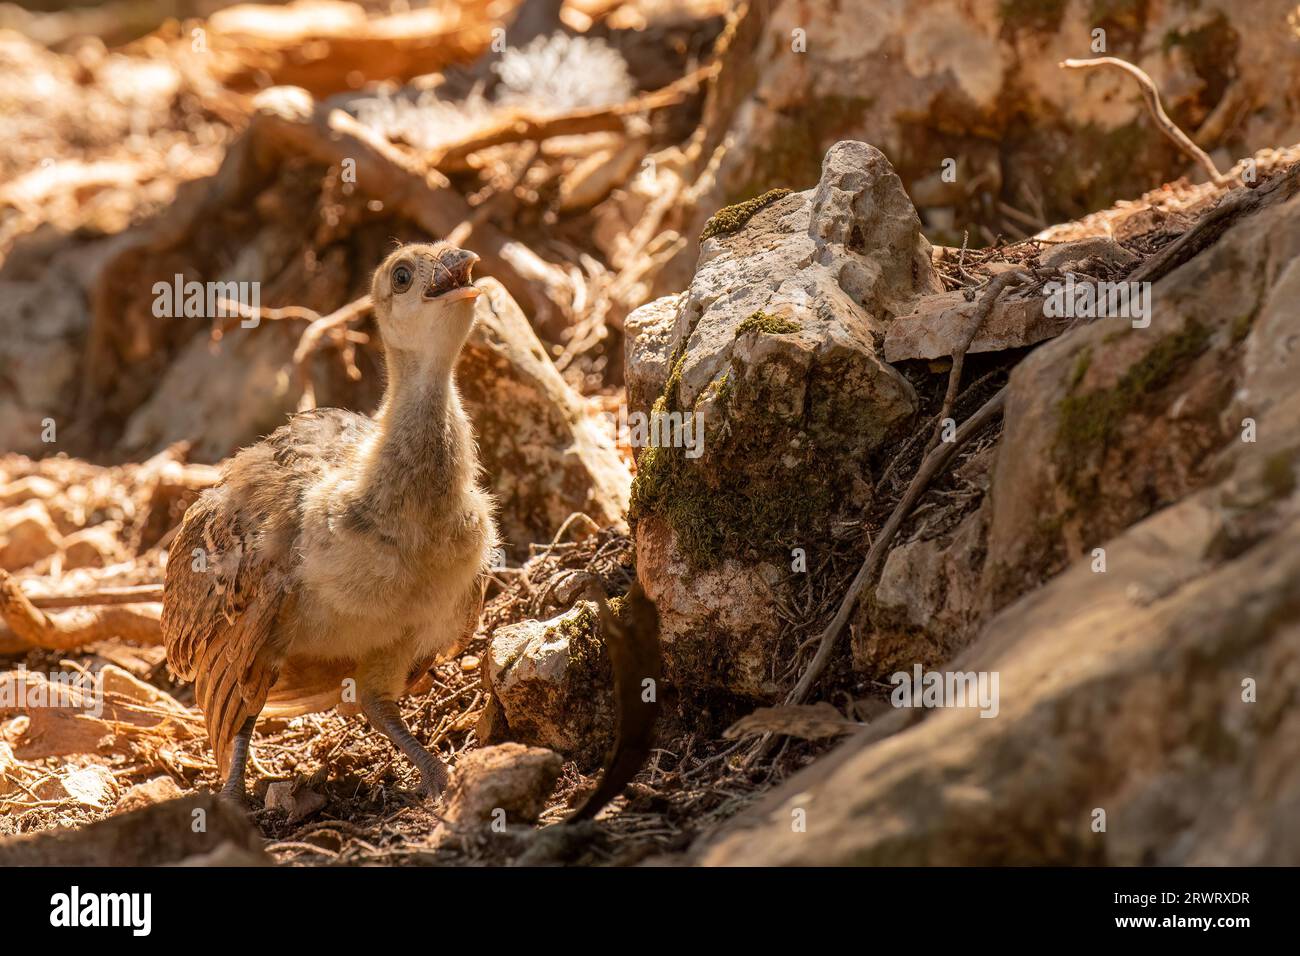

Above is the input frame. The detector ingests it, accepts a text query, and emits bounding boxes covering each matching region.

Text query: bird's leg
[220,715,257,806]
[361,695,450,799]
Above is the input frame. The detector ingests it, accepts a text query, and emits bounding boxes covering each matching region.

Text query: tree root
[0,571,162,653]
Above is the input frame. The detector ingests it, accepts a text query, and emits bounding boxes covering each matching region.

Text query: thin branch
[426,65,717,171]
[292,295,374,411]
[954,230,979,287]
[926,270,1031,455]
[205,293,374,412]
[1060,57,1230,186]
[28,584,164,609]
[783,386,1009,709]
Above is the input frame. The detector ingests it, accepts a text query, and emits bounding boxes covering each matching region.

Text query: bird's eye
[392,263,414,292]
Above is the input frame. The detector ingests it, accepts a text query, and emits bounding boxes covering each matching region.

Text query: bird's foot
[416,758,451,803]
[218,715,257,813]
[217,782,251,813]
[361,695,452,805]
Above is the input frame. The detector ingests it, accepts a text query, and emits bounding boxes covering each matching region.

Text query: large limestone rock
[693,167,1300,866]
[983,170,1300,611]
[628,141,939,699]
[695,0,1300,246]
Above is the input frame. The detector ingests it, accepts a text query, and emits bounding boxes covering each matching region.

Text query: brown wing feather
[161,407,375,774]
[162,492,287,774]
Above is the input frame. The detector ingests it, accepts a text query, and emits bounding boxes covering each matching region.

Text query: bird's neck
[360,348,473,525]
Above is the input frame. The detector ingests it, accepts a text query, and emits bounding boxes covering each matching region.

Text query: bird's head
[371,242,481,363]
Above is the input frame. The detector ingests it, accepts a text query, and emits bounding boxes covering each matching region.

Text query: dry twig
[1060,57,1230,186]
[926,270,1032,454]
[781,386,1009,711]
[426,65,718,172]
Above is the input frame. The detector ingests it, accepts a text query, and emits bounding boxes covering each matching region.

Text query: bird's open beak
[424,248,481,304]
[432,284,481,304]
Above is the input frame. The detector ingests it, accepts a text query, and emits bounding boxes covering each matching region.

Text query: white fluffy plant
[349,33,633,149]
[492,33,634,114]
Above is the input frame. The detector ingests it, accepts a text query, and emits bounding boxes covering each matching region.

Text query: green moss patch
[1230,308,1258,344]
[631,439,831,570]
[737,310,800,337]
[630,347,830,569]
[657,350,688,413]
[1068,347,1094,390]
[549,602,599,648]
[700,188,793,242]
[1054,320,1212,486]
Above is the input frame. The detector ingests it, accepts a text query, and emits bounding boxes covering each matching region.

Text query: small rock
[459,655,480,672]
[485,603,614,767]
[61,525,120,570]
[98,664,190,718]
[443,743,562,828]
[2,716,30,745]
[0,500,62,570]
[37,765,119,808]
[264,780,326,822]
[115,776,183,814]
[1041,237,1138,273]
[724,702,861,741]
[856,504,988,677]
[884,289,1065,363]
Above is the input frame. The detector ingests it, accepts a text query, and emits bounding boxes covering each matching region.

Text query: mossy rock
[1053,319,1213,507]
[737,310,800,336]
[630,347,838,571]
[700,188,793,242]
